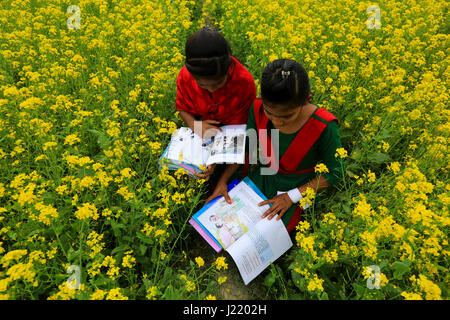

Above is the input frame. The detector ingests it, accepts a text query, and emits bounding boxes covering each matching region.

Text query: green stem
[340,159,349,199]
[78,220,86,269]
[311,176,321,230]
[153,242,162,285]
[52,227,68,260]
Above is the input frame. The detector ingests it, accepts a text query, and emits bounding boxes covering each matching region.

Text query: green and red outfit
[236,98,344,233]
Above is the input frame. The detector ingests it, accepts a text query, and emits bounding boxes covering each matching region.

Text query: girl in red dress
[175,26,256,180]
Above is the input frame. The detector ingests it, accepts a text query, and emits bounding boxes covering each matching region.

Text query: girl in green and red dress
[204,59,344,233]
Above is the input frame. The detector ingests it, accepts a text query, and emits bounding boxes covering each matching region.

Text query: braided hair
[185,26,232,78]
[261,59,310,107]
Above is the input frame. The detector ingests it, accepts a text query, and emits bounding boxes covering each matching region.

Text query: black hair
[260,59,310,107]
[185,26,232,78]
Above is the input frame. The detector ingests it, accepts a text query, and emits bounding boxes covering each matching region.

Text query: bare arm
[178,109,196,131]
[297,174,330,195]
[217,163,241,185]
[203,163,241,205]
[178,109,221,139]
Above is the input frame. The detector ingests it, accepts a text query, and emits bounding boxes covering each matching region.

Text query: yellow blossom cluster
[0,0,207,300]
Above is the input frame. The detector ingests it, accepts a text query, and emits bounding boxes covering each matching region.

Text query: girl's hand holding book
[194,164,216,181]
[194,119,222,139]
[258,193,293,221]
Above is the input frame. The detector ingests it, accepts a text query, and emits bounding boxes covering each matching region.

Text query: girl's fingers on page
[203,197,212,206]
[272,204,285,220]
[267,209,279,220]
[223,191,233,204]
[258,199,273,206]
[207,124,222,132]
[204,123,221,130]
[262,205,276,218]
[276,208,287,220]
[270,205,282,220]
[205,119,221,125]
[203,127,221,139]
[204,194,218,206]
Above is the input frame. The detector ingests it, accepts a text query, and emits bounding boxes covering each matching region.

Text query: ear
[306,94,312,103]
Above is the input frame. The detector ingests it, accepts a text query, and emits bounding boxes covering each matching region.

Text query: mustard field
[0,0,448,300]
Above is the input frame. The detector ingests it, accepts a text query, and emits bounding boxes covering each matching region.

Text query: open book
[189,177,293,285]
[159,125,246,177]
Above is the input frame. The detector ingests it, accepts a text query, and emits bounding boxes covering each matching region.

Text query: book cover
[189,179,240,252]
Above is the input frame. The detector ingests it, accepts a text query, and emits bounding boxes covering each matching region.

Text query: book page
[165,127,211,168]
[226,217,293,285]
[196,180,270,249]
[206,124,246,166]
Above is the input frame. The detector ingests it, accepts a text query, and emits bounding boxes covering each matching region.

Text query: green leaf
[319,291,329,300]
[136,232,154,245]
[346,170,358,178]
[93,276,108,287]
[52,224,64,236]
[378,128,392,140]
[342,204,351,214]
[138,244,147,255]
[352,283,366,299]
[162,267,173,283]
[367,152,392,164]
[111,244,130,255]
[151,246,157,262]
[8,231,17,241]
[110,220,126,238]
[350,147,362,161]
[392,259,411,280]
[28,229,42,237]
[87,129,110,149]
[68,247,82,262]
[263,272,276,289]
[288,293,305,300]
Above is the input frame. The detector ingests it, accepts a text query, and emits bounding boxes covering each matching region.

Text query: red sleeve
[231,80,256,124]
[175,67,194,113]
[224,59,256,124]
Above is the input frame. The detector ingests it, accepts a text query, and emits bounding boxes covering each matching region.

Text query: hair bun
[261,59,310,107]
[201,25,212,32]
[281,70,291,79]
